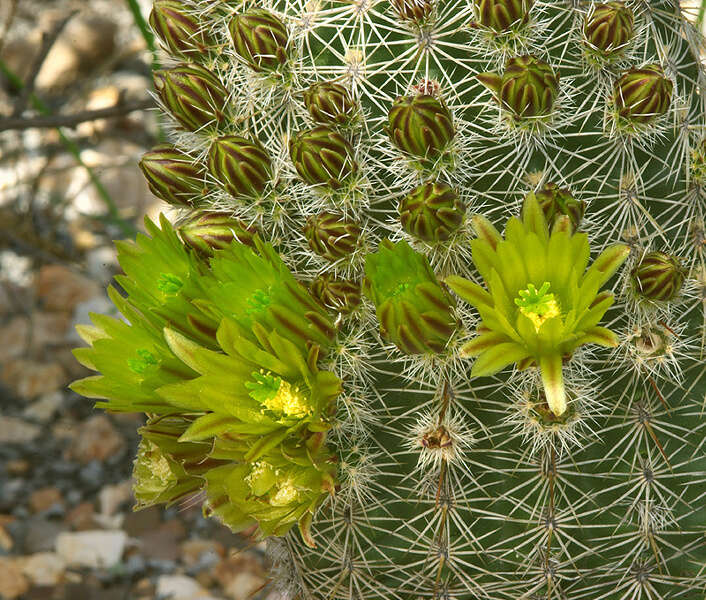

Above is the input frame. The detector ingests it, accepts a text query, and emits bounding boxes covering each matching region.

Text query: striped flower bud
[399,181,465,243]
[304,82,357,126]
[614,64,672,124]
[477,55,559,119]
[533,183,585,233]
[229,9,288,72]
[153,63,228,131]
[289,126,358,189]
[474,0,533,32]
[178,211,259,257]
[304,212,361,262]
[149,1,214,58]
[310,274,362,315]
[391,0,434,22]
[387,94,455,159]
[364,240,456,355]
[207,136,272,199]
[138,144,204,207]
[584,2,634,57]
[631,251,685,302]
[690,139,706,185]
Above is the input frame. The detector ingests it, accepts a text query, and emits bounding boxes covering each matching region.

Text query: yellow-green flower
[446,193,629,417]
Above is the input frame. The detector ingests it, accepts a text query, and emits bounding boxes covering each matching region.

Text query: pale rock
[84,246,119,284]
[73,140,160,219]
[24,391,64,422]
[63,15,117,71]
[155,575,219,600]
[1,359,67,399]
[0,316,28,363]
[56,530,127,568]
[68,415,126,464]
[29,487,63,514]
[0,416,40,444]
[0,558,28,600]
[20,552,66,586]
[181,538,225,568]
[29,312,71,350]
[36,264,101,313]
[35,38,82,90]
[99,480,133,517]
[213,554,266,600]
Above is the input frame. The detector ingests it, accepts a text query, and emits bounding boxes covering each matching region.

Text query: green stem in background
[125,0,165,142]
[698,1,706,32]
[0,59,137,237]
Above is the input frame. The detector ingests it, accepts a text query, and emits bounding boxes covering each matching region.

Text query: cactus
[72,2,706,599]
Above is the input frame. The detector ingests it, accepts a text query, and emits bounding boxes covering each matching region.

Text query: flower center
[515,282,560,332]
[246,370,310,418]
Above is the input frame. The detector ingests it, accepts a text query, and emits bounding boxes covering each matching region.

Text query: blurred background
[0,1,704,599]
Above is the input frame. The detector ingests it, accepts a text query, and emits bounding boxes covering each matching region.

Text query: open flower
[71,216,340,546]
[445,193,629,416]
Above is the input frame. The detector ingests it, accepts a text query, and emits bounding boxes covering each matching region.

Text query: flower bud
[631,251,685,302]
[153,63,228,131]
[149,1,214,58]
[474,0,533,32]
[584,2,634,57]
[304,212,361,262]
[304,82,357,126]
[364,240,456,355]
[229,9,288,72]
[614,64,672,124]
[310,274,362,315]
[533,183,585,233]
[690,138,706,185]
[139,144,205,207]
[289,126,358,189]
[207,136,272,199]
[178,211,259,257]
[399,181,465,243]
[477,55,559,119]
[387,94,455,159]
[390,0,434,22]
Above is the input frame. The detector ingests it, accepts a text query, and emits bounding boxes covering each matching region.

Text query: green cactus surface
[73,1,706,598]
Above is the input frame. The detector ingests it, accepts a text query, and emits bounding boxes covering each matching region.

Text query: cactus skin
[139,144,204,207]
[399,181,464,242]
[631,251,685,302]
[614,64,673,124]
[304,82,357,127]
[534,182,585,233]
[387,94,455,160]
[583,2,634,58]
[289,127,357,189]
[304,213,361,262]
[149,1,213,57]
[229,9,288,72]
[207,136,272,199]
[71,1,706,599]
[153,63,228,131]
[474,0,533,32]
[478,55,559,119]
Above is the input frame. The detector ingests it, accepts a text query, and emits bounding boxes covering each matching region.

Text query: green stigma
[157,273,184,295]
[245,288,272,315]
[127,349,159,374]
[515,282,560,332]
[245,370,310,418]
